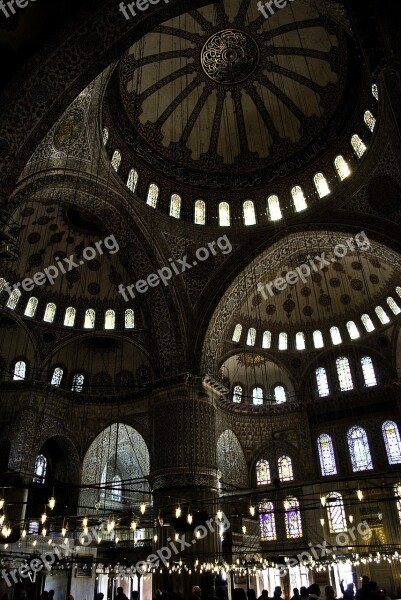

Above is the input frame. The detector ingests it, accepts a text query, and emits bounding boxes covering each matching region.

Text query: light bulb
[187,514,193,524]
[97,536,101,543]
[175,506,181,519]
[196,530,201,539]
[41,513,47,524]
[320,518,325,526]
[82,517,88,528]
[153,534,158,542]
[61,527,67,537]
[42,527,47,536]
[140,503,146,514]
[242,525,246,534]
[130,520,137,531]
[249,505,255,517]
[175,533,179,541]
[320,496,327,507]
[48,497,56,510]
[83,527,88,535]
[0,500,4,510]
[110,519,115,530]
[21,529,27,538]
[217,509,223,520]
[33,540,37,547]
[357,489,363,501]
[115,537,119,544]
[0,515,5,526]
[349,515,354,523]
[48,539,52,545]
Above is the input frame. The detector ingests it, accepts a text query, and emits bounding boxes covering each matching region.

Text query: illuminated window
[267,195,282,221]
[105,309,115,330]
[278,332,287,350]
[330,326,342,345]
[364,110,376,132]
[0,278,6,292]
[170,194,182,219]
[313,173,330,198]
[326,492,347,533]
[64,307,76,327]
[43,303,56,324]
[296,332,306,350]
[24,297,38,317]
[274,385,286,404]
[316,367,330,398]
[284,496,302,539]
[252,387,263,406]
[51,367,63,386]
[84,309,95,329]
[232,324,242,343]
[351,134,367,159]
[262,331,271,349]
[278,455,293,482]
[256,460,271,486]
[291,186,307,212]
[361,314,375,333]
[347,426,373,471]
[127,169,139,192]
[6,289,21,310]
[219,202,230,226]
[102,127,109,146]
[247,327,256,346]
[361,356,377,387]
[317,434,337,476]
[372,84,378,101]
[33,455,47,484]
[394,483,401,524]
[387,297,401,315]
[313,330,324,349]
[194,200,206,225]
[71,373,84,393]
[375,306,390,324]
[111,475,122,502]
[125,309,135,329]
[13,360,26,381]
[146,183,159,208]
[334,155,351,181]
[233,385,242,403]
[259,501,276,541]
[111,150,122,172]
[336,357,353,391]
[347,320,360,339]
[243,200,256,225]
[382,421,401,465]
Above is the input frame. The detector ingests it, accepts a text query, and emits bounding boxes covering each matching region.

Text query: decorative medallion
[201,29,260,85]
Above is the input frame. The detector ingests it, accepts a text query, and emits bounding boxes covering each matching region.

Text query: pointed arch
[382,421,401,465]
[347,426,373,471]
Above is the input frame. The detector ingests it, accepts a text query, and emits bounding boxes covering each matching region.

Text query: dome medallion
[201,29,260,85]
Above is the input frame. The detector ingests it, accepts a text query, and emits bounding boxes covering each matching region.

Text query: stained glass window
[291,186,307,212]
[278,332,287,350]
[243,200,256,225]
[382,421,401,465]
[170,194,182,219]
[252,387,263,406]
[71,373,84,393]
[314,173,330,198]
[326,492,347,533]
[336,357,353,391]
[111,150,122,172]
[284,496,302,539]
[274,385,286,404]
[51,367,63,387]
[219,202,230,226]
[364,111,376,132]
[347,426,373,471]
[33,455,47,483]
[84,309,95,329]
[233,385,242,403]
[125,309,135,329]
[351,134,367,159]
[195,200,206,225]
[146,183,159,208]
[262,331,271,349]
[316,367,330,397]
[372,84,378,101]
[111,475,122,502]
[64,307,76,327]
[127,169,139,192]
[247,327,256,346]
[361,356,377,387]
[361,314,375,333]
[232,324,242,342]
[334,155,351,181]
[259,501,276,541]
[278,455,293,481]
[375,306,390,324]
[317,434,337,476]
[24,297,38,317]
[102,127,109,146]
[394,483,401,523]
[105,309,115,330]
[6,289,21,310]
[313,330,324,349]
[330,326,342,345]
[387,297,401,315]
[267,195,282,221]
[296,332,306,350]
[346,321,360,339]
[256,460,271,485]
[43,303,56,323]
[13,360,26,381]
[0,278,6,292]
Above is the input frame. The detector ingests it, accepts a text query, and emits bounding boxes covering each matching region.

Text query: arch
[146,183,159,208]
[252,386,263,405]
[194,200,206,225]
[262,331,271,349]
[104,309,115,330]
[84,308,95,329]
[375,306,390,324]
[50,367,64,387]
[127,168,139,192]
[334,155,351,181]
[382,421,401,465]
[24,297,38,318]
[169,193,182,219]
[361,356,377,387]
[278,332,287,350]
[13,360,26,381]
[243,200,256,226]
[284,496,302,538]
[296,332,305,350]
[256,459,271,486]
[218,202,230,226]
[336,357,353,391]
[125,308,135,329]
[6,289,21,310]
[317,434,337,476]
[330,326,342,345]
[346,320,360,339]
[259,500,276,541]
[347,426,373,471]
[291,186,307,212]
[387,296,401,315]
[111,149,122,172]
[278,455,293,481]
[43,302,56,323]
[274,385,286,404]
[351,134,367,158]
[64,307,76,327]
[313,172,330,198]
[217,430,248,490]
[267,195,282,221]
[313,330,324,348]
[326,492,347,533]
[361,314,375,332]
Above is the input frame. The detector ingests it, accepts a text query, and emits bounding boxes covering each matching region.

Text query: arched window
[372,84,378,101]
[336,357,353,391]
[104,309,115,330]
[262,331,271,349]
[317,434,337,476]
[375,306,390,324]
[232,324,242,343]
[313,173,330,198]
[278,332,287,350]
[252,387,263,406]
[278,455,293,482]
[13,360,26,381]
[51,367,64,387]
[364,110,376,132]
[194,200,206,225]
[102,127,109,146]
[64,307,76,327]
[387,297,401,315]
[361,314,375,333]
[125,309,135,329]
[382,421,401,465]
[84,309,95,329]
[259,501,276,541]
[274,385,286,404]
[111,149,122,172]
[219,202,230,226]
[346,320,360,339]
[71,373,84,393]
[43,303,56,323]
[246,327,256,346]
[243,200,256,225]
[146,183,159,208]
[256,460,271,486]
[291,186,307,213]
[296,332,306,350]
[361,356,377,387]
[170,194,182,219]
[313,330,324,349]
[6,289,21,310]
[334,155,351,181]
[24,297,38,317]
[330,326,342,345]
[316,367,329,397]
[326,492,347,533]
[284,496,302,539]
[397,286,401,299]
[267,195,282,221]
[351,134,367,159]
[127,169,139,192]
[33,455,47,483]
[111,475,122,502]
[394,483,401,524]
[347,426,373,471]
[0,278,6,292]
[233,385,242,403]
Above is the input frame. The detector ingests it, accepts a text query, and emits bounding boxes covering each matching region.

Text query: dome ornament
[201,29,260,85]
